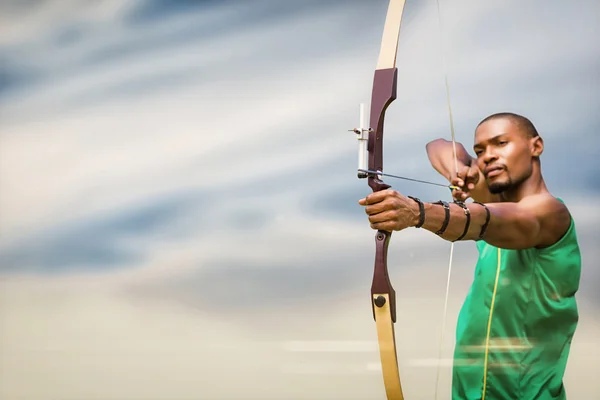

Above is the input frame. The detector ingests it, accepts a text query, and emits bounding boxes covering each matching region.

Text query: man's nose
[482,148,497,164]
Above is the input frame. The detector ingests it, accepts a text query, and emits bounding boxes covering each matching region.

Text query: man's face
[473,118,540,194]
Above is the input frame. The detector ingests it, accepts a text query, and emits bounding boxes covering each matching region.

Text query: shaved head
[477,112,539,139]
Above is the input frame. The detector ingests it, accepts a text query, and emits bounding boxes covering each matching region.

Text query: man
[359,112,581,399]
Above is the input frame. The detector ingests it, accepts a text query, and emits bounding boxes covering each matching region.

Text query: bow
[351,1,458,398]
[351,1,491,398]
[353,0,407,398]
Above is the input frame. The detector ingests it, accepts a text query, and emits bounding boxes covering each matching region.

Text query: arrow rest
[348,103,371,179]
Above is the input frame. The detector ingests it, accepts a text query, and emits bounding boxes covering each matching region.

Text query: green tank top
[452,201,581,400]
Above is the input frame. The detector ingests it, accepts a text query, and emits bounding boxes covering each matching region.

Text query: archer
[359,112,581,399]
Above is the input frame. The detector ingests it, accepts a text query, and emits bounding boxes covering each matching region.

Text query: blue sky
[1,1,599,399]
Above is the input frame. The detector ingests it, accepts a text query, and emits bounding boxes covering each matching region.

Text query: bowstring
[434,0,458,399]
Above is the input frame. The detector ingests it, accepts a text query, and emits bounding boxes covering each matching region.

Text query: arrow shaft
[358,169,458,190]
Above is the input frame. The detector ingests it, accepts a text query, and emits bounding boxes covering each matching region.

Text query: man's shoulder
[518,193,569,216]
[518,192,563,204]
[517,193,572,248]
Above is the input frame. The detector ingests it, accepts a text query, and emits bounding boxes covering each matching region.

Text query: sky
[1,0,599,399]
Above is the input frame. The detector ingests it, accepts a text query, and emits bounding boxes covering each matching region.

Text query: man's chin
[486,174,511,193]
[488,181,510,194]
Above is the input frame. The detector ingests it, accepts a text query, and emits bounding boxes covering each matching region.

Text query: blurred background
[1,0,599,399]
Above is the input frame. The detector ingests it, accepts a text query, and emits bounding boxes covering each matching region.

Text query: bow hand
[359,190,420,232]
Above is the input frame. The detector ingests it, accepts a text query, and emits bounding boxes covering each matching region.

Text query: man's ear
[531,136,544,158]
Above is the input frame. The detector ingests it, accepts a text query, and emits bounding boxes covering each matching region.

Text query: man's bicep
[519,195,571,247]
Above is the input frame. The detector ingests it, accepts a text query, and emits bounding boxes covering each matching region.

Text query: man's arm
[425,138,497,203]
[416,194,571,249]
[425,138,473,179]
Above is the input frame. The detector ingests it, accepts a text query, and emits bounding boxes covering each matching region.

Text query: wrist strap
[432,200,451,235]
[408,196,425,228]
[453,201,471,241]
[473,201,491,240]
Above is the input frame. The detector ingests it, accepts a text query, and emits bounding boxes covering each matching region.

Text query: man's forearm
[426,139,473,179]
[414,200,486,242]
[411,199,541,249]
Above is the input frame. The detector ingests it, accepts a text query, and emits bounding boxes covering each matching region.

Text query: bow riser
[369,66,398,324]
[368,67,398,192]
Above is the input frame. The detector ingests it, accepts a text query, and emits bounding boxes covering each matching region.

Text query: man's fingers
[453,165,472,187]
[467,164,479,176]
[466,164,480,184]
[458,165,470,177]
[367,209,397,224]
[451,177,464,187]
[359,189,398,206]
[452,188,469,201]
[453,193,466,201]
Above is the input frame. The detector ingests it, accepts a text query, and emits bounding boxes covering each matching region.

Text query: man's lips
[485,166,503,178]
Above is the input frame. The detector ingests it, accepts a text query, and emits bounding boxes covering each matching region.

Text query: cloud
[0,0,598,280]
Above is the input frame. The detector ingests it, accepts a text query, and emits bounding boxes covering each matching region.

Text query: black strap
[408,196,425,228]
[453,201,471,241]
[432,200,450,235]
[473,201,491,240]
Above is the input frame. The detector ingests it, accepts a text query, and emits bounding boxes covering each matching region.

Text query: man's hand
[451,163,480,202]
[358,190,419,232]
[426,138,495,203]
